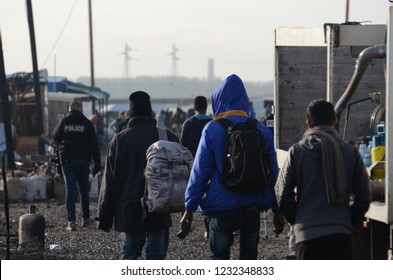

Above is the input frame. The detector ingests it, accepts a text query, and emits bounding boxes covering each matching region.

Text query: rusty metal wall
[276,45,385,150]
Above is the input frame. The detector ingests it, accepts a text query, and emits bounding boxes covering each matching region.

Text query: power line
[40,0,78,68]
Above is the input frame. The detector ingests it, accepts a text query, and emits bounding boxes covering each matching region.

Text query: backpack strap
[216,118,233,128]
[217,117,258,128]
[157,127,168,141]
[246,117,258,127]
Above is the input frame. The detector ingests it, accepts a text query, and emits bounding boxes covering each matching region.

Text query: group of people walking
[52,74,371,260]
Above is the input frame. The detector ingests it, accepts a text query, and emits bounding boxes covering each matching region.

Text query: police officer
[52,101,101,231]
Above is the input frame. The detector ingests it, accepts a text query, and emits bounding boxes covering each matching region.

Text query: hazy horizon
[0,0,388,83]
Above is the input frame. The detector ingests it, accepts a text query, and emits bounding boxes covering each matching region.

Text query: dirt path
[0,199,290,260]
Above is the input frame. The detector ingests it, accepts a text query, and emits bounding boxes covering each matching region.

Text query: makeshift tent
[3,72,110,158]
[47,76,110,100]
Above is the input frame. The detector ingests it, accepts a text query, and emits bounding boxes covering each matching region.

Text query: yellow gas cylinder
[371,145,385,163]
[371,145,385,179]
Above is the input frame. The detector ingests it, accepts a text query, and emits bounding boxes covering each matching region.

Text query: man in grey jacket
[275,100,371,260]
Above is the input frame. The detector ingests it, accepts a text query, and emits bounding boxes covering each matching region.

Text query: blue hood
[184,74,280,214]
[211,74,251,117]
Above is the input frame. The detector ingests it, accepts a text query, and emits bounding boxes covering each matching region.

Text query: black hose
[334,44,386,131]
[342,97,372,140]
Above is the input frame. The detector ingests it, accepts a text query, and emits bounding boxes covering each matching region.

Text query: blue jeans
[209,205,260,260]
[119,229,169,260]
[61,159,90,221]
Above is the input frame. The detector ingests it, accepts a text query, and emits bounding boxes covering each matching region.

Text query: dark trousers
[209,205,260,260]
[62,159,90,221]
[119,228,169,260]
[297,233,353,260]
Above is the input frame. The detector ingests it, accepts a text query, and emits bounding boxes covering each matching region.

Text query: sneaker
[203,229,209,240]
[81,218,91,227]
[66,221,76,231]
[203,219,209,240]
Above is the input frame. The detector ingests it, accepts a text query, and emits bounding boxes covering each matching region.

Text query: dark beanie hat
[129,91,152,117]
[194,96,208,112]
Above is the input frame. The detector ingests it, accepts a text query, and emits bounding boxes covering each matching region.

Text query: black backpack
[217,117,271,193]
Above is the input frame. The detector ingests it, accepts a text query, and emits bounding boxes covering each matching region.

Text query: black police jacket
[52,110,101,169]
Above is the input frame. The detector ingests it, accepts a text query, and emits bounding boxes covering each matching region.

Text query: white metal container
[31,175,47,200]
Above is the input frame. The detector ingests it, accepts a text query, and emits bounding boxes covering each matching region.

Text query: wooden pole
[26,0,45,154]
[0,31,16,170]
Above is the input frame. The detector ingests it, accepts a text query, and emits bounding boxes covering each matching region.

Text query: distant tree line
[77,76,273,100]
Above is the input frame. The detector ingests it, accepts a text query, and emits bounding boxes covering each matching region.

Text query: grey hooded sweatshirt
[275,128,371,244]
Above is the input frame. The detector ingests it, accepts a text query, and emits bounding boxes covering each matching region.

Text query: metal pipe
[334,44,386,126]
[345,0,350,24]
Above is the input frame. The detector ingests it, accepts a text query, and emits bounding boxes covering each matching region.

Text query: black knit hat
[129,91,152,117]
[194,96,208,112]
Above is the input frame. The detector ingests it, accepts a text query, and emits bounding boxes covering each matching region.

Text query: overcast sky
[0,0,389,83]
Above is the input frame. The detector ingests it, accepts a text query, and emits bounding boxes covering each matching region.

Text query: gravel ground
[0,198,290,260]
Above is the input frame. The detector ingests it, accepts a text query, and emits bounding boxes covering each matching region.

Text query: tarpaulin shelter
[2,71,110,158]
[47,76,110,100]
[46,76,110,138]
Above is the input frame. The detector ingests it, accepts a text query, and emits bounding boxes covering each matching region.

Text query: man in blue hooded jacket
[181,74,284,260]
